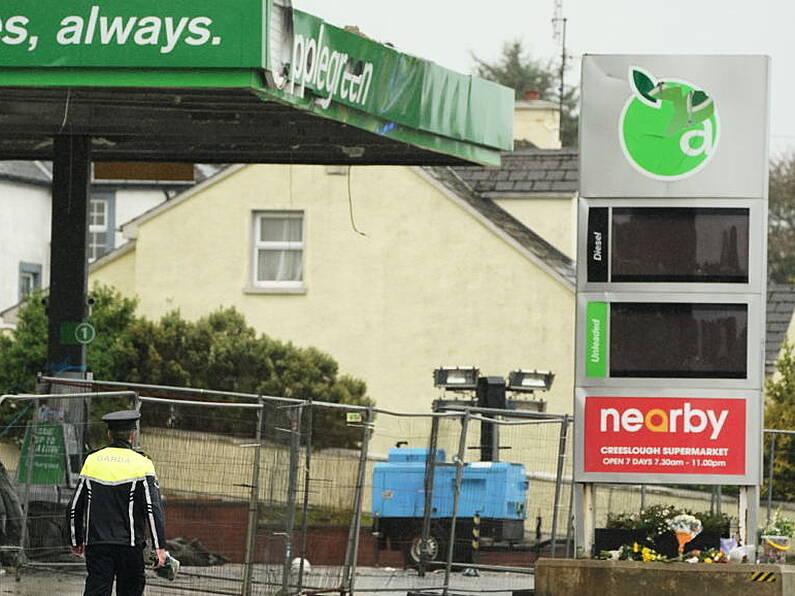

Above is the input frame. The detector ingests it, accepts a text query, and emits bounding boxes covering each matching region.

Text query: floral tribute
[667,514,703,553]
[598,508,735,563]
[759,510,794,564]
[610,542,666,562]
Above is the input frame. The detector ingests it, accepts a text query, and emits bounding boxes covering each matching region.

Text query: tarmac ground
[0,563,534,595]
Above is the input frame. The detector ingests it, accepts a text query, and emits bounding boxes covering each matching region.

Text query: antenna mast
[552,0,567,145]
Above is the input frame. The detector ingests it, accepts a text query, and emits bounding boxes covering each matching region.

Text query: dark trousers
[84,544,146,596]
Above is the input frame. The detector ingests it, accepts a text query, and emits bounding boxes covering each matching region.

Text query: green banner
[17,424,67,485]
[585,302,608,378]
[284,10,513,151]
[0,0,266,67]
[0,2,512,163]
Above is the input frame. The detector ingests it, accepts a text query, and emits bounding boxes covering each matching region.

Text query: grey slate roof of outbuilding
[767,283,795,375]
[424,164,576,287]
[452,148,579,196]
[0,161,52,186]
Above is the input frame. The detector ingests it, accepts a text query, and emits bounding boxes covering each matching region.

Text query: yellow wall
[494,197,577,259]
[513,101,561,149]
[91,245,137,297]
[91,164,575,454]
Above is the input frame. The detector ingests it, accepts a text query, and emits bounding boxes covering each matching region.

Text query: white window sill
[243,285,307,295]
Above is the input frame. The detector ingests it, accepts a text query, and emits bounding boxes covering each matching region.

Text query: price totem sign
[575,54,770,554]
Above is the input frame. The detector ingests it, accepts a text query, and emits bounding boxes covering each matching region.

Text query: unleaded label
[585,302,607,377]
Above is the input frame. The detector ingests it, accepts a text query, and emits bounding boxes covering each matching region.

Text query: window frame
[19,262,42,301]
[88,192,116,262]
[250,210,306,292]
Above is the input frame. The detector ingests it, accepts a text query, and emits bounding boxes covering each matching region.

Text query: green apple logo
[620,66,719,180]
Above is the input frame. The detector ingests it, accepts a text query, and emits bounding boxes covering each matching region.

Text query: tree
[764,339,795,500]
[769,152,795,283]
[472,40,579,147]
[0,284,372,450]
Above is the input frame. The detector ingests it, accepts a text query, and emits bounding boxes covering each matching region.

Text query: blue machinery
[371,447,528,565]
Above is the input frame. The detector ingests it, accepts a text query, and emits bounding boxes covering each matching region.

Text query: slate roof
[0,161,52,186]
[767,283,795,375]
[452,148,579,195]
[423,165,576,287]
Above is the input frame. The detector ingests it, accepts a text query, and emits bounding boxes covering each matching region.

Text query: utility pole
[552,0,567,146]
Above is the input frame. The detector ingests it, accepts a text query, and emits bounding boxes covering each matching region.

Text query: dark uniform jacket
[67,441,166,549]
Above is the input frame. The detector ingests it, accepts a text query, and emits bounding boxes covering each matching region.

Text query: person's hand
[70,545,84,557]
[154,548,167,568]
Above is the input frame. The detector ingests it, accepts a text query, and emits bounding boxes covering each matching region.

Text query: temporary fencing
[0,377,575,595]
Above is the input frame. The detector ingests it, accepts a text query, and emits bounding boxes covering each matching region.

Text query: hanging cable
[347,166,367,237]
[58,88,72,134]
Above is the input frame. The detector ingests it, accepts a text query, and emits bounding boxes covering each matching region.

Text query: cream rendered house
[90,103,578,453]
[0,161,207,324]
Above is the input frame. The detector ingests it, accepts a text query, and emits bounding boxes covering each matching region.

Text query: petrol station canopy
[0,0,513,166]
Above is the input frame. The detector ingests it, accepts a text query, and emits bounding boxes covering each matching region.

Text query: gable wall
[93,164,575,453]
[494,196,577,259]
[91,247,137,298]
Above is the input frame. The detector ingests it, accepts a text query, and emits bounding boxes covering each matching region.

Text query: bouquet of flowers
[759,510,794,563]
[599,542,667,562]
[667,514,703,553]
[683,548,727,564]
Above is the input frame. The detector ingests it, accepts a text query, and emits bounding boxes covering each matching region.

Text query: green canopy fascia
[0,1,513,166]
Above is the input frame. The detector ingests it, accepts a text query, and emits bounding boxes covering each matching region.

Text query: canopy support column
[47,135,91,375]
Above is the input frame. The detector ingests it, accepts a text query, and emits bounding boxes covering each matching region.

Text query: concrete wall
[536,560,795,596]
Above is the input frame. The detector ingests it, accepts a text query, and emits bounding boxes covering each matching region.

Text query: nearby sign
[582,396,745,476]
[580,55,770,198]
[574,389,758,484]
[17,423,68,485]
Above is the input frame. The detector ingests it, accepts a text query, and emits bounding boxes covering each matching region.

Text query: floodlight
[433,367,479,390]
[507,369,554,393]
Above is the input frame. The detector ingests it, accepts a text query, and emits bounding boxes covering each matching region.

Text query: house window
[19,262,42,301]
[252,211,304,288]
[88,193,116,261]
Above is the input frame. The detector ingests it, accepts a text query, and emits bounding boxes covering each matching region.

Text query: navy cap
[102,410,140,431]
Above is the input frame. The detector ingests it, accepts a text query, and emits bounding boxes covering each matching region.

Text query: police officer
[67,410,167,596]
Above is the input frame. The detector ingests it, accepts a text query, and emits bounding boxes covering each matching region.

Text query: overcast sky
[293,0,793,157]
